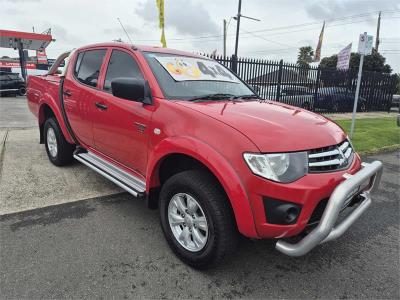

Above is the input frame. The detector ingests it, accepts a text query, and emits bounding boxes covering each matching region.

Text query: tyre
[358,101,367,112]
[301,102,311,110]
[159,170,238,268]
[44,117,75,166]
[18,86,26,96]
[332,101,339,112]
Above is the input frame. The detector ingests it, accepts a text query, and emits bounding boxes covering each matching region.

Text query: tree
[297,46,314,68]
[320,49,392,73]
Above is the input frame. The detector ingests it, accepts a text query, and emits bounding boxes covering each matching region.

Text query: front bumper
[275,160,383,256]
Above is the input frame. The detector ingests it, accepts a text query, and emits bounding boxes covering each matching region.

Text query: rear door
[63,49,107,147]
[92,48,152,176]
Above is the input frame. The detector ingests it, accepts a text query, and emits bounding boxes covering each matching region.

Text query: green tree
[297,46,314,68]
[320,49,392,73]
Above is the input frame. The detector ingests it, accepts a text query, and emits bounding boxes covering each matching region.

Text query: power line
[164,16,400,47]
[133,9,399,43]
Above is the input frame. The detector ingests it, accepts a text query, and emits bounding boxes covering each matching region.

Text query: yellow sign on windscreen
[155,56,240,83]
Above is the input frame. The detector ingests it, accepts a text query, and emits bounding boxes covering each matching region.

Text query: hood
[176,100,346,152]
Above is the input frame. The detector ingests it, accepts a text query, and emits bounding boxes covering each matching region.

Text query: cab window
[75,49,106,88]
[103,50,144,92]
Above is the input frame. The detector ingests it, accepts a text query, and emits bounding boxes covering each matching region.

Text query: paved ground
[1,95,399,299]
[0,151,399,299]
[326,110,398,120]
[0,128,122,215]
[0,96,36,128]
[0,95,122,214]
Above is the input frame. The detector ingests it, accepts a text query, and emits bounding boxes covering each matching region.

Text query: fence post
[314,66,321,109]
[276,59,283,101]
[231,54,238,73]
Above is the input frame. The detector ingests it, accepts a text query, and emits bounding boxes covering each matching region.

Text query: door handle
[63,90,72,97]
[95,102,108,110]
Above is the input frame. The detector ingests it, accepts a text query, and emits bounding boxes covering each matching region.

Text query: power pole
[375,11,381,51]
[223,19,227,57]
[233,0,242,60]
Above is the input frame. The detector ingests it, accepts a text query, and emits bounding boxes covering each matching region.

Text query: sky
[1,0,399,72]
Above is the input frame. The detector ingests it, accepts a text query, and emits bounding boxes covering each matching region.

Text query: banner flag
[313,21,325,62]
[337,43,352,70]
[156,0,167,47]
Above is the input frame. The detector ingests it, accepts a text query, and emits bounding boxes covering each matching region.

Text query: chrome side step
[74,151,146,197]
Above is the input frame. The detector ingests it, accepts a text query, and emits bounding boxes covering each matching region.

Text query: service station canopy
[0,29,54,81]
[0,29,53,50]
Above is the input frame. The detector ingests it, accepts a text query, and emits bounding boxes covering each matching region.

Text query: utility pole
[223,19,227,57]
[375,11,381,51]
[233,0,242,61]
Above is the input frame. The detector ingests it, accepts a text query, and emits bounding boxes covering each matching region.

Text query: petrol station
[0,29,54,81]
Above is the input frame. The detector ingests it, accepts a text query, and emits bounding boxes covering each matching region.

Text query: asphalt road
[1,152,399,299]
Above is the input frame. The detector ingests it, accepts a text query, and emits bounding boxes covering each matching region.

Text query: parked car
[0,71,26,96]
[280,86,314,110]
[314,87,367,112]
[27,43,383,268]
[391,94,400,109]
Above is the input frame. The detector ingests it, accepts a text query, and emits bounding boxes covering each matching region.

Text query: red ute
[27,43,383,268]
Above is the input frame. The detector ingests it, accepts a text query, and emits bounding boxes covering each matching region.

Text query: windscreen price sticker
[155,56,240,83]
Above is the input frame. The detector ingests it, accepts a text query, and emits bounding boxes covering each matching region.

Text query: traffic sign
[357,33,373,55]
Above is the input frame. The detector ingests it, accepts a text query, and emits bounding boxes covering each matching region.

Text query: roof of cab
[76,42,205,58]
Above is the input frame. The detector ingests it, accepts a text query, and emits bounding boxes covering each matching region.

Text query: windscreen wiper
[231,94,260,100]
[187,93,237,102]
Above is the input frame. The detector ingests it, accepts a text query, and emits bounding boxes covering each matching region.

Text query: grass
[335,117,400,155]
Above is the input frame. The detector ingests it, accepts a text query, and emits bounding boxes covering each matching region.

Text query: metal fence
[206,54,397,113]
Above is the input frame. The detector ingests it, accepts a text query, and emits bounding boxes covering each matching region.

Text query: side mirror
[111,77,152,105]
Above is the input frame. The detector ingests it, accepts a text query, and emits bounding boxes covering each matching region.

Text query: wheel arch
[146,136,258,238]
[38,101,74,144]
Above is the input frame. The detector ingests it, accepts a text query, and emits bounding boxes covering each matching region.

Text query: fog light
[263,197,302,225]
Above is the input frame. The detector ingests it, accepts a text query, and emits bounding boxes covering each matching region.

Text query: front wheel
[159,170,238,269]
[44,117,75,166]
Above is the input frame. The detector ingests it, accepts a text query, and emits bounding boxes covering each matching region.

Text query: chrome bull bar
[275,160,383,257]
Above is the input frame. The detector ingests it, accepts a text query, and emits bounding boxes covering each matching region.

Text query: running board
[73,151,146,197]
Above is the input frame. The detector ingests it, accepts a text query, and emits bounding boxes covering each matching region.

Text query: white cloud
[135,0,219,36]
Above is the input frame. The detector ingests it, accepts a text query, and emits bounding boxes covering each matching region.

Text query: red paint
[27,43,359,239]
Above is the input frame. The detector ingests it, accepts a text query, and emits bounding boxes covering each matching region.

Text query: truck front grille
[308,140,353,173]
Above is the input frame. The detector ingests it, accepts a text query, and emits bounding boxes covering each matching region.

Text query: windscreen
[143,52,255,100]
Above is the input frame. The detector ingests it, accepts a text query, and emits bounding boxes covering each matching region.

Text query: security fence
[207,54,397,113]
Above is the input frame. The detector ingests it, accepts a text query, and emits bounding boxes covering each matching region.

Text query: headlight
[243,152,308,183]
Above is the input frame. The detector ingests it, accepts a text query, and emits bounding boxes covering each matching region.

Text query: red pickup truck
[27,43,383,268]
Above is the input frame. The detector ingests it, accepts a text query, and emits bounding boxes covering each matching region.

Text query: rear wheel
[44,117,75,166]
[159,170,238,269]
[18,86,26,96]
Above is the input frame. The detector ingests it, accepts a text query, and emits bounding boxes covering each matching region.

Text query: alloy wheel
[168,193,209,252]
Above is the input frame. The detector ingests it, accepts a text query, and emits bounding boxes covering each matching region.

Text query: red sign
[36,50,48,64]
[0,61,37,69]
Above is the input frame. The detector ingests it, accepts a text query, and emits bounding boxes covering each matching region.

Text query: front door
[92,49,152,176]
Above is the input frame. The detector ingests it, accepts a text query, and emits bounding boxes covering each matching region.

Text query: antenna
[117,18,133,44]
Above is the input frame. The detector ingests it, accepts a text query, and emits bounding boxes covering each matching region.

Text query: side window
[75,49,106,88]
[103,50,144,92]
[74,52,84,76]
